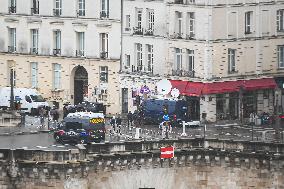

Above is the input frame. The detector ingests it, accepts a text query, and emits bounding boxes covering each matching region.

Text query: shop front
[171,78,277,122]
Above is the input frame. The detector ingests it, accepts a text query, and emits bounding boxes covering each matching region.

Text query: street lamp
[274,89,281,142]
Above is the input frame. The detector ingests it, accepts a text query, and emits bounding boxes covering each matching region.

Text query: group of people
[38,105,60,127]
[127,110,143,127]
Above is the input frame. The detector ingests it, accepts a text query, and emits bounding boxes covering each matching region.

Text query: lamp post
[275,89,281,142]
[9,69,15,112]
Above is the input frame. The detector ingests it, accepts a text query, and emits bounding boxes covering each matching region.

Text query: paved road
[0,115,283,150]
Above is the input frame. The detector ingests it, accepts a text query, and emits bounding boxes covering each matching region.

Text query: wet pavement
[0,115,283,150]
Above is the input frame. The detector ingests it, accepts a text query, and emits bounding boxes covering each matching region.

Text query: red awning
[170,78,277,96]
[202,81,241,95]
[202,78,277,94]
[242,78,277,91]
[184,82,204,96]
[170,80,188,95]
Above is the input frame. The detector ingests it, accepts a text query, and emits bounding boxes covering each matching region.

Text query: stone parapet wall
[0,149,282,189]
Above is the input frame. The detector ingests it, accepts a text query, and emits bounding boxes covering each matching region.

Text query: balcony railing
[144,29,154,36]
[76,50,84,57]
[30,47,38,55]
[9,6,16,13]
[133,27,143,35]
[185,34,195,40]
[171,32,183,39]
[172,69,195,77]
[8,46,16,53]
[100,11,109,18]
[53,49,61,56]
[77,10,85,17]
[174,0,183,4]
[53,9,61,16]
[31,7,39,15]
[100,51,108,59]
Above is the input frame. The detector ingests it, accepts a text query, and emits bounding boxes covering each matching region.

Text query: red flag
[160,146,174,159]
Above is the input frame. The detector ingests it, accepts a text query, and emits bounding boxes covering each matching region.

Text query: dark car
[54,112,106,144]
[141,99,189,126]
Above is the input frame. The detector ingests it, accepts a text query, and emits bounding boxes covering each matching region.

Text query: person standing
[110,116,116,134]
[38,107,46,127]
[116,116,122,135]
[127,111,133,127]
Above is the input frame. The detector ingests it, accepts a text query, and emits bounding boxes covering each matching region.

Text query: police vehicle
[54,112,105,144]
[141,98,189,126]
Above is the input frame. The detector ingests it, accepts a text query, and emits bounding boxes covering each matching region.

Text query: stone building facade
[0,0,121,114]
[121,0,284,121]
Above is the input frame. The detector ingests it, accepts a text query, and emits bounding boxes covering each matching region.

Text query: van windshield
[30,95,45,102]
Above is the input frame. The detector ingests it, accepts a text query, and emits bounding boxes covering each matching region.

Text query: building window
[125,15,131,31]
[30,62,38,88]
[277,9,284,32]
[100,0,109,18]
[53,30,61,55]
[8,28,16,52]
[77,0,85,16]
[278,45,284,68]
[31,0,39,15]
[54,0,62,16]
[146,9,154,35]
[187,12,195,39]
[134,9,143,34]
[76,32,85,56]
[228,48,236,72]
[136,43,143,71]
[53,63,61,90]
[31,29,38,54]
[146,44,153,72]
[187,49,194,72]
[175,12,182,38]
[9,0,16,13]
[125,54,130,68]
[175,48,182,70]
[98,89,108,101]
[100,33,108,59]
[245,11,253,34]
[99,66,108,83]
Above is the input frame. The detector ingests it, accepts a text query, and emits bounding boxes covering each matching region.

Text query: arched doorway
[74,66,88,104]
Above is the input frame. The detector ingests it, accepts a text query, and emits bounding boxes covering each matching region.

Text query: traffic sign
[160,146,174,159]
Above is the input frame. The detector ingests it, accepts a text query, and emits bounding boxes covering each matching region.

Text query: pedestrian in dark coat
[116,116,122,134]
[127,111,133,127]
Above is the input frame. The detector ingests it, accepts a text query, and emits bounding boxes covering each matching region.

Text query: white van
[0,87,49,114]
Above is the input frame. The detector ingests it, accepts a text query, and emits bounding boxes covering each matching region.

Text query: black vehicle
[77,101,105,114]
[54,112,105,144]
[141,99,189,126]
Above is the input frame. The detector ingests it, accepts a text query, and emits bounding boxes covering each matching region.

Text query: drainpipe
[10,69,15,113]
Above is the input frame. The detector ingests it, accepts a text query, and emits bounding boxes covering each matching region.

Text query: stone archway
[73,66,88,104]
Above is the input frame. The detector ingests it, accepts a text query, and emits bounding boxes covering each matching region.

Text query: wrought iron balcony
[100,11,109,18]
[53,9,61,16]
[8,46,16,53]
[9,6,16,13]
[174,0,183,4]
[133,27,143,35]
[30,48,38,55]
[183,70,195,78]
[53,49,61,56]
[100,51,108,59]
[185,34,195,40]
[31,7,39,15]
[144,29,154,36]
[76,50,84,57]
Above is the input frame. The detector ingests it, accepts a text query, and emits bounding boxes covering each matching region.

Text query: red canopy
[170,80,188,95]
[170,78,277,96]
[184,82,204,96]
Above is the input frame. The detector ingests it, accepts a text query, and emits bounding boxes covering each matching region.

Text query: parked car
[54,112,105,144]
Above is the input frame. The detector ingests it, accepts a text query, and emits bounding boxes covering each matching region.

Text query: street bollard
[181,121,187,137]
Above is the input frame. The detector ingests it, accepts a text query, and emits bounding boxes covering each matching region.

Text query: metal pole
[275,89,280,142]
[10,69,15,111]
[239,85,244,126]
[181,121,187,137]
